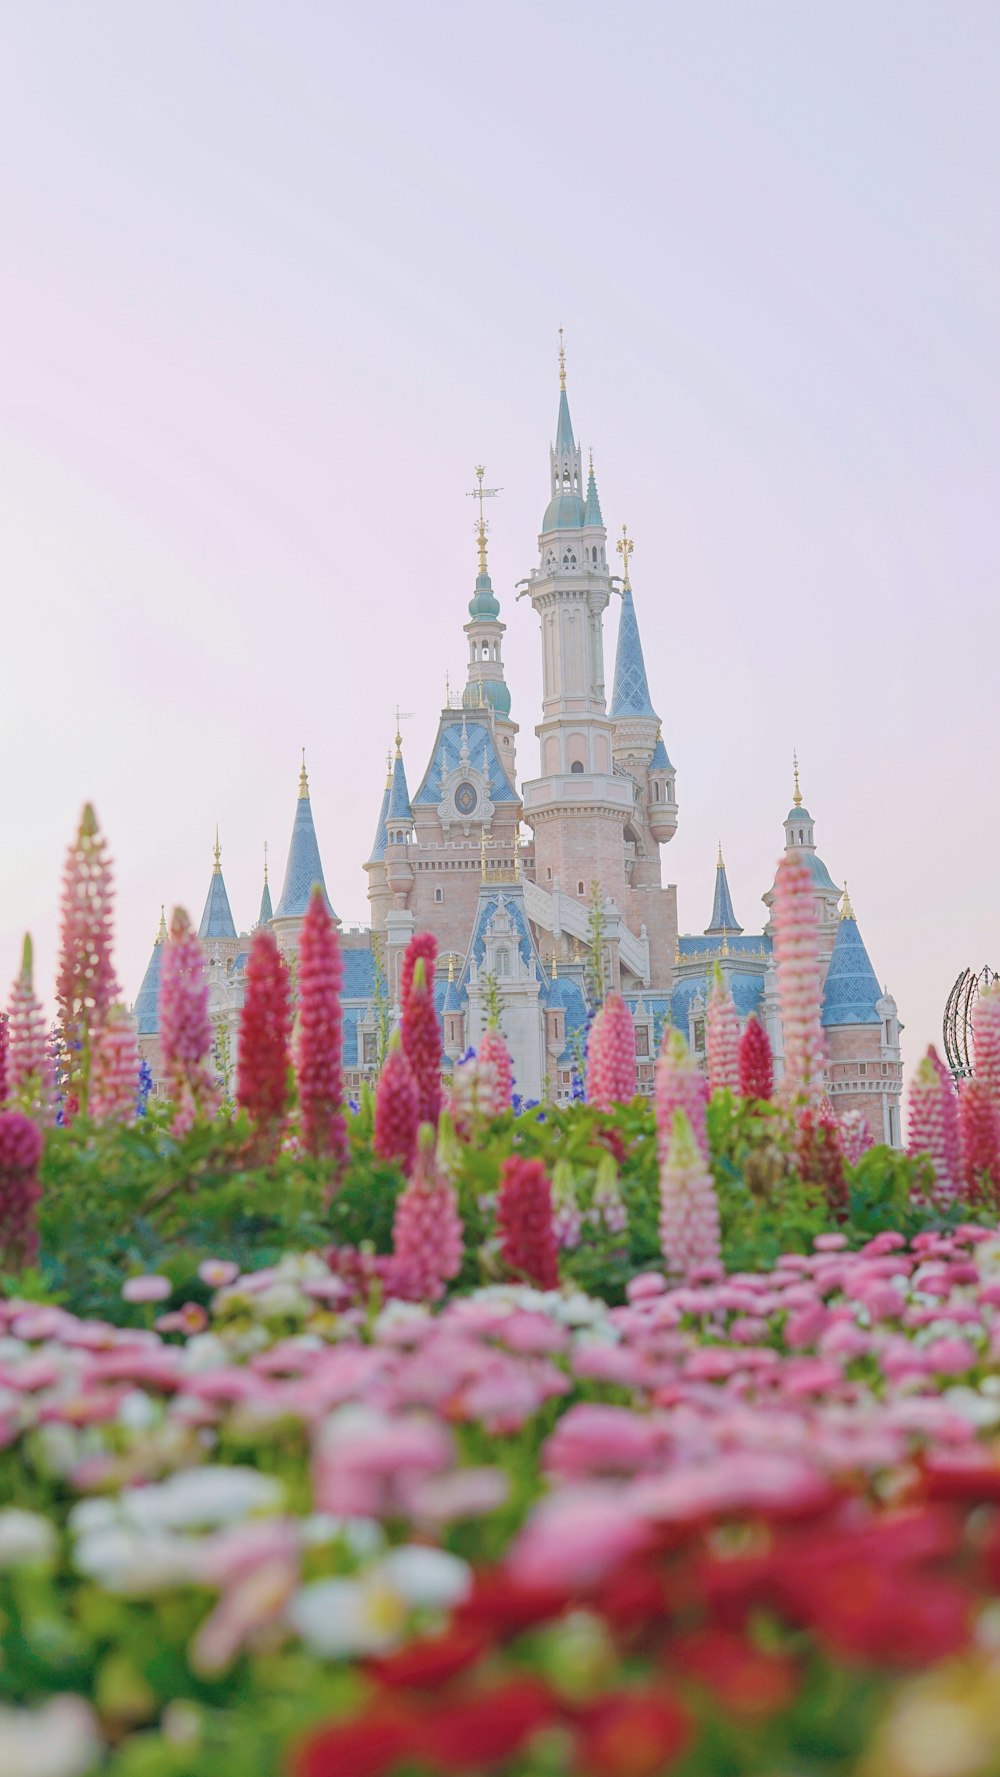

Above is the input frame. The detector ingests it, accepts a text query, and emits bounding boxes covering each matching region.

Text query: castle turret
[198,830,238,941]
[364,754,393,934]
[257,842,273,927]
[705,844,743,936]
[462,465,517,782]
[132,908,167,1089]
[608,531,678,849]
[762,756,841,960]
[822,885,903,1147]
[272,754,336,958]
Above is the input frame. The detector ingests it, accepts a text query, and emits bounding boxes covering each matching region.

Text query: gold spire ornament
[792,750,802,808]
[616,524,633,591]
[467,465,503,577]
[386,750,393,789]
[263,839,268,885]
[558,324,566,390]
[393,706,414,755]
[448,953,455,982]
[213,826,222,874]
[299,749,309,799]
[717,840,724,870]
[840,881,855,921]
[552,952,559,979]
[480,826,488,879]
[157,905,167,943]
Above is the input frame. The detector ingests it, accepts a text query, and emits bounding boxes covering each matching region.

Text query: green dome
[468,573,500,618]
[463,677,511,717]
[542,490,585,531]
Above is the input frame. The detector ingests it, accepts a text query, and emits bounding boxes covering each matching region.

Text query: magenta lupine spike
[374,1035,420,1173]
[0,1111,43,1273]
[401,947,442,1128]
[927,1045,962,1187]
[7,936,54,1125]
[158,907,220,1134]
[958,1076,1000,1207]
[836,1107,874,1167]
[296,886,347,1167]
[773,850,826,1104]
[89,1005,139,1125]
[391,1125,463,1303]
[0,1014,8,1108]
[654,1028,710,1165]
[477,1026,513,1114]
[237,929,292,1146]
[908,1049,960,1201]
[973,982,1000,1110]
[738,1014,774,1101]
[585,992,637,1112]
[448,1052,494,1140]
[705,967,740,1095]
[658,1108,721,1280]
[56,804,120,1113]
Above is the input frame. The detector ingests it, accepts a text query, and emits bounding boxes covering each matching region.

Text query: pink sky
[1,2,998,1081]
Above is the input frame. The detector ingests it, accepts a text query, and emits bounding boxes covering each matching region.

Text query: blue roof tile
[650,734,674,771]
[706,856,743,935]
[610,588,658,721]
[132,929,164,1035]
[198,869,237,940]
[369,780,390,860]
[258,878,273,925]
[821,917,883,1027]
[387,753,413,823]
[274,790,334,921]
[413,719,519,807]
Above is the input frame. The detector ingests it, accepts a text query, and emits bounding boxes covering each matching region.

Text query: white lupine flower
[120,1466,283,1531]
[288,1545,472,1658]
[0,1509,56,1567]
[0,1695,101,1777]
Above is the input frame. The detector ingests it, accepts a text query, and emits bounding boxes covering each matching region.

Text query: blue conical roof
[584,462,603,526]
[610,588,658,720]
[369,776,390,861]
[198,855,237,939]
[258,877,273,924]
[555,386,575,459]
[274,767,334,920]
[387,751,413,823]
[132,915,166,1035]
[651,733,674,770]
[821,916,882,1027]
[706,850,743,935]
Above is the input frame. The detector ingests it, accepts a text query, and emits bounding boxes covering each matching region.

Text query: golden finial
[213,826,221,874]
[393,706,414,755]
[299,748,309,799]
[467,465,502,578]
[480,826,488,879]
[573,934,581,963]
[448,953,455,982]
[588,445,594,476]
[792,749,802,808]
[717,840,724,870]
[721,932,729,957]
[157,905,167,944]
[263,839,268,885]
[558,324,566,391]
[616,524,633,591]
[385,750,393,789]
[840,880,855,921]
[444,670,451,706]
[552,952,559,979]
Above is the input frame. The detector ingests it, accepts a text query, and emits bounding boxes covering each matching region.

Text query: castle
[133,349,903,1146]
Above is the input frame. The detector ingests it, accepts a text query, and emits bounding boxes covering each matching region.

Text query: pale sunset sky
[1,2,998,1080]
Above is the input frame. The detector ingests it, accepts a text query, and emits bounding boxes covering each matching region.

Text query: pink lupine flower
[237,928,292,1146]
[122,1274,172,1303]
[585,993,637,1111]
[958,1077,1000,1207]
[477,1026,513,1114]
[593,1153,628,1235]
[374,1036,420,1173]
[908,1049,961,1200]
[0,1014,7,1108]
[88,1004,139,1125]
[928,1045,962,1185]
[973,981,1000,1109]
[199,1259,240,1287]
[296,886,347,1167]
[655,1029,709,1165]
[773,849,826,1103]
[738,1013,773,1101]
[837,1107,874,1167]
[0,1111,43,1272]
[401,940,442,1128]
[658,1107,721,1279]
[551,1160,582,1250]
[391,1126,464,1303]
[796,1100,848,1219]
[449,1052,501,1139]
[158,907,220,1133]
[6,937,54,1125]
[56,803,119,1113]
[705,967,740,1094]
[497,1156,560,1291]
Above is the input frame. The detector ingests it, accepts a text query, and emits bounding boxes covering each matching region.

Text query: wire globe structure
[943,965,999,1080]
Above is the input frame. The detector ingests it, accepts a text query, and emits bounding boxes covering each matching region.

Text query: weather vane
[616,523,634,590]
[467,465,503,577]
[558,324,566,390]
[394,705,414,753]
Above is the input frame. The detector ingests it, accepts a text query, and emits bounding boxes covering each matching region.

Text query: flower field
[2,808,1000,1775]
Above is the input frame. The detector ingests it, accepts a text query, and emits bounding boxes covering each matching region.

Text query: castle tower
[197,831,242,1030]
[520,341,636,918]
[256,843,273,927]
[364,755,393,936]
[133,907,167,1090]
[822,886,903,1146]
[762,757,841,965]
[705,844,743,936]
[199,829,238,943]
[271,754,337,959]
[463,465,518,784]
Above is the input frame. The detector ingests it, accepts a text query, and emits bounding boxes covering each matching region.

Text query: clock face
[455,780,478,816]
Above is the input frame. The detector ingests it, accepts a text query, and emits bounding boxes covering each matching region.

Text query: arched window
[434,886,443,903]
[496,946,510,977]
[570,759,584,773]
[562,550,577,569]
[592,546,597,565]
[798,829,804,844]
[653,781,660,801]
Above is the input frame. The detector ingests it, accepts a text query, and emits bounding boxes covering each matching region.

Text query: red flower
[368,1623,488,1690]
[417,1676,556,1770]
[796,1102,848,1218]
[669,1629,798,1718]
[958,1076,1000,1206]
[496,1156,560,1290]
[374,1040,420,1174]
[289,1711,415,1777]
[0,1110,42,1272]
[738,1013,773,1101]
[401,937,442,1127]
[297,886,347,1167]
[455,1568,570,1639]
[577,1690,691,1777]
[237,928,291,1141]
